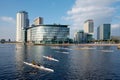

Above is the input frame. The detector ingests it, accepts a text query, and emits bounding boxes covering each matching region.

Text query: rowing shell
[43,56,59,62]
[24,62,54,72]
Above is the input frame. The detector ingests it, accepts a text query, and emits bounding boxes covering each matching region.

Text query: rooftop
[27,24,69,29]
[84,19,93,23]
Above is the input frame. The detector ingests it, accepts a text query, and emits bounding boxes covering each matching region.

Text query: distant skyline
[0,0,120,40]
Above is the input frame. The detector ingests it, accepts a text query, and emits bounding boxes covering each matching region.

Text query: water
[0,44,120,80]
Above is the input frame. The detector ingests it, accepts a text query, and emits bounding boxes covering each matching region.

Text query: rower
[32,60,36,65]
[37,62,41,66]
[49,55,52,58]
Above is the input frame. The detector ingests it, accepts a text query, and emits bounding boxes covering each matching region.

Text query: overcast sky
[0,0,120,40]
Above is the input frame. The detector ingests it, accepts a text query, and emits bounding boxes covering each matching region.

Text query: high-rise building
[34,17,43,25]
[74,30,93,43]
[83,19,94,35]
[97,24,111,40]
[16,11,29,42]
[74,30,84,43]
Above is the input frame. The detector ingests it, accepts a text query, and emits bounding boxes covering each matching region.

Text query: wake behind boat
[59,47,72,50]
[75,47,96,50]
[43,56,59,62]
[100,50,114,52]
[61,51,69,54]
[50,46,61,49]
[51,47,72,50]
[24,62,54,72]
[56,51,69,54]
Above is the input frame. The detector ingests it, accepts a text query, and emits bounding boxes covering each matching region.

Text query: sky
[0,0,120,41]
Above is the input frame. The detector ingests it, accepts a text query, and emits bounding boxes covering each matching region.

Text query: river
[0,44,120,80]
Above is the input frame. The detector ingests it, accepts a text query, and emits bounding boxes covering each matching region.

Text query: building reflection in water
[15,44,55,79]
[15,44,28,79]
[27,46,45,63]
[15,44,45,67]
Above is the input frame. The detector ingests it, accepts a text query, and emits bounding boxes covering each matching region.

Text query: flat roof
[84,19,93,23]
[27,24,69,29]
[18,11,28,14]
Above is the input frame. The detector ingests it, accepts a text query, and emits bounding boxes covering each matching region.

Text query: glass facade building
[74,30,84,43]
[27,25,69,44]
[74,30,93,43]
[97,24,111,40]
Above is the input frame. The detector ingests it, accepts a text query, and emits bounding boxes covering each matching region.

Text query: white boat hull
[24,62,54,72]
[43,56,59,62]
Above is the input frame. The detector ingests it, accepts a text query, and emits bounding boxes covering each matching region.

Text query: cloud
[65,0,120,38]
[111,24,120,36]
[112,24,120,29]
[0,16,15,24]
[115,16,120,20]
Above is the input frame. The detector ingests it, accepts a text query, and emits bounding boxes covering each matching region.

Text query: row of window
[27,25,69,41]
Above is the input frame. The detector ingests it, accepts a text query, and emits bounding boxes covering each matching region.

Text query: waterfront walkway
[34,43,120,46]
[4,42,120,46]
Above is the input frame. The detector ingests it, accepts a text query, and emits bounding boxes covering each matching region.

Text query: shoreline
[34,43,120,46]
[3,42,120,46]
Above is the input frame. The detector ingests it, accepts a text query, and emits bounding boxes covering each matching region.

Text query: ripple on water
[0,45,120,80]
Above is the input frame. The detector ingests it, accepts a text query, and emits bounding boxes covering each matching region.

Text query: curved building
[27,24,69,44]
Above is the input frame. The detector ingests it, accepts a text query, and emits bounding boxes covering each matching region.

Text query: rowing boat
[24,62,54,72]
[43,56,59,62]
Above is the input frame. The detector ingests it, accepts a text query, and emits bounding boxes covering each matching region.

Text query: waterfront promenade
[4,42,120,46]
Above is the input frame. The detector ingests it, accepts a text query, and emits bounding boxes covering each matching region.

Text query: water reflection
[1,44,120,80]
[66,46,120,80]
[15,44,27,62]
[15,45,59,79]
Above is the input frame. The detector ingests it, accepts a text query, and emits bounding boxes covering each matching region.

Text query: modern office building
[74,30,93,43]
[83,19,94,35]
[33,17,43,25]
[27,24,69,44]
[84,33,93,42]
[16,11,29,42]
[74,30,84,43]
[97,24,111,40]
[16,11,69,44]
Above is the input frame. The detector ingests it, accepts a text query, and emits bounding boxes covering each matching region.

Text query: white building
[83,19,94,35]
[33,17,43,25]
[16,11,29,42]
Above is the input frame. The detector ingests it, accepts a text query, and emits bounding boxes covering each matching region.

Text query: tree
[0,39,6,43]
[8,39,11,42]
